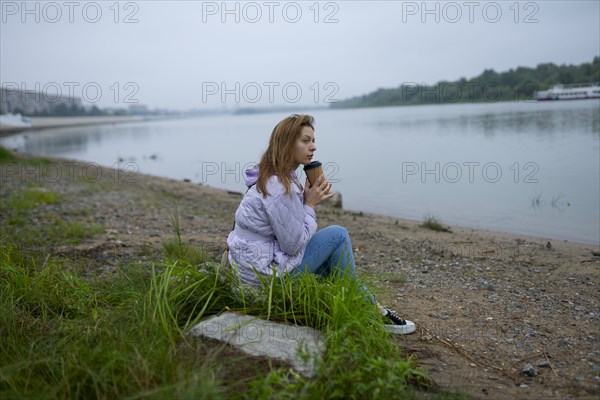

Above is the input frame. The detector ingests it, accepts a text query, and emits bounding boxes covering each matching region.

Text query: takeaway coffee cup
[304,161,323,187]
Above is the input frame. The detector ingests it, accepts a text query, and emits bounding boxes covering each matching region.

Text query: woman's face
[293,126,317,166]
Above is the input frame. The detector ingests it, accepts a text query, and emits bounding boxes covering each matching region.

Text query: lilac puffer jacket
[226,167,317,285]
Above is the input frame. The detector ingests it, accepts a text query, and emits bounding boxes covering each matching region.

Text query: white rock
[188,312,326,377]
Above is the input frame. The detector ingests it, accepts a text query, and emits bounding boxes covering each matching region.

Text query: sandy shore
[1,154,599,399]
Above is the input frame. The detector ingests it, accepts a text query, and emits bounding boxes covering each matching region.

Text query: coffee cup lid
[303,161,322,171]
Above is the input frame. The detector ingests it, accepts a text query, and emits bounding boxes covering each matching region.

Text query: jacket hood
[245,167,259,188]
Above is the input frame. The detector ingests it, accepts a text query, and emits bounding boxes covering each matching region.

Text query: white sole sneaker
[384,320,416,335]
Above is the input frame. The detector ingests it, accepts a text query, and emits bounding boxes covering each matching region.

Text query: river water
[2,100,599,244]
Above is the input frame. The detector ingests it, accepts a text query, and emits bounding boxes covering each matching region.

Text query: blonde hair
[256,114,315,197]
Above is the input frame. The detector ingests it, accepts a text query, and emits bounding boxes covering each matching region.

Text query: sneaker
[383,308,416,335]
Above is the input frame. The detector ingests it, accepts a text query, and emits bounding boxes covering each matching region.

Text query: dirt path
[2,156,599,399]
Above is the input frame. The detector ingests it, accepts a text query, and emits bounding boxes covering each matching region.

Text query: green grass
[1,187,103,247]
[0,145,16,163]
[0,242,474,399]
[4,187,61,228]
[421,215,452,233]
[163,238,210,265]
[0,144,54,168]
[49,218,105,244]
[0,244,229,399]
[162,206,210,266]
[1,202,436,398]
[8,187,61,211]
[0,236,438,399]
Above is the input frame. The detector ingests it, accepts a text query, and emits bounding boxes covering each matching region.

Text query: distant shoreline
[331,57,599,109]
[0,115,177,136]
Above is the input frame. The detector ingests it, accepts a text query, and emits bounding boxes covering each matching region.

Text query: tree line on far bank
[331,56,600,108]
[30,103,120,117]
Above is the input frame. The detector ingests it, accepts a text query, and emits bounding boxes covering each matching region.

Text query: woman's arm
[266,192,317,256]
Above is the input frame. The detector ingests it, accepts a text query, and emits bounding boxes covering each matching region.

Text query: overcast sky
[1,0,599,110]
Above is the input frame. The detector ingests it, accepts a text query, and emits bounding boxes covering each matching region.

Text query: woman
[227,114,415,334]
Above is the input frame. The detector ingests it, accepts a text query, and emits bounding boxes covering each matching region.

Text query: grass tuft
[0,145,16,163]
[162,206,210,265]
[8,188,61,211]
[421,215,452,233]
[163,238,209,265]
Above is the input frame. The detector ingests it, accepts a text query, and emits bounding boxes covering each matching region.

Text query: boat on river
[535,83,600,101]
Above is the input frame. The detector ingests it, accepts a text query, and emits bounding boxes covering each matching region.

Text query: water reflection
[8,121,166,157]
[366,100,600,140]
[530,192,571,213]
[440,104,600,137]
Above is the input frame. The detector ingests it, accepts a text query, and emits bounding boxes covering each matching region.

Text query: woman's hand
[303,174,334,208]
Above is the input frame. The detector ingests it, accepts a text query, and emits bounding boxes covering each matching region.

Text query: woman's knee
[325,225,349,239]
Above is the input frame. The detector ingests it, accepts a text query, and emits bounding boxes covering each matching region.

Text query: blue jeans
[290,225,374,303]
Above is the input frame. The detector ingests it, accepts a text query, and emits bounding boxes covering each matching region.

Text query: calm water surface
[2,100,599,244]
